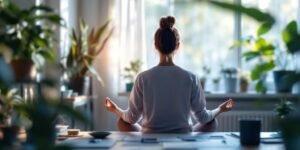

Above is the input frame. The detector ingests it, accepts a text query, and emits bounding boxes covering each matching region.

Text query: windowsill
[118,92,300,99]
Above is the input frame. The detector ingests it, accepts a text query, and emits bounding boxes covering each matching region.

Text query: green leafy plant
[0,88,23,126]
[124,59,143,83]
[200,65,211,81]
[212,77,220,84]
[231,25,275,93]
[282,20,300,86]
[64,19,113,85]
[274,98,295,119]
[16,92,89,150]
[176,0,275,27]
[282,20,300,55]
[0,1,62,68]
[221,67,238,77]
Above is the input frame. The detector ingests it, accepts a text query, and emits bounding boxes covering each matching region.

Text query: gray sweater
[122,65,213,133]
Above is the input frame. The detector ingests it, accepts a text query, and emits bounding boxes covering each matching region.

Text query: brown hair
[154,16,180,55]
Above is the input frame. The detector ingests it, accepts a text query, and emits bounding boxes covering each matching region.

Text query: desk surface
[59,132,284,150]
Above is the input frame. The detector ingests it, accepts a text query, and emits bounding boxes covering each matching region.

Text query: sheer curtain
[114,0,147,92]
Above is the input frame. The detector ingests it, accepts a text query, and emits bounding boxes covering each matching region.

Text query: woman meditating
[104,16,233,133]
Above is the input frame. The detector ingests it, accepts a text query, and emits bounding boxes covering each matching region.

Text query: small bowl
[89,131,111,139]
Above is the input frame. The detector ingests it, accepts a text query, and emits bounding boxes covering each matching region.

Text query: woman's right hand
[104,97,117,113]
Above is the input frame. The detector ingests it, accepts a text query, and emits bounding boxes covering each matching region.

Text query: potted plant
[0,88,23,147]
[123,59,143,92]
[212,77,220,92]
[200,66,211,90]
[230,24,276,94]
[0,1,62,82]
[274,98,295,120]
[239,72,250,93]
[281,20,300,93]
[221,67,238,93]
[63,19,113,95]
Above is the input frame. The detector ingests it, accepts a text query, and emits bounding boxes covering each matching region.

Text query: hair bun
[160,16,175,29]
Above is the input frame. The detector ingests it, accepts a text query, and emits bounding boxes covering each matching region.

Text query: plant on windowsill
[63,19,113,95]
[123,59,143,92]
[0,1,62,82]
[282,20,300,94]
[221,67,238,93]
[230,23,276,94]
[200,65,210,90]
[212,77,220,92]
[239,71,250,93]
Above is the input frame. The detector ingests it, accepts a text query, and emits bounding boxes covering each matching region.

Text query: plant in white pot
[221,67,238,93]
[212,77,220,92]
[0,1,62,82]
[123,59,143,92]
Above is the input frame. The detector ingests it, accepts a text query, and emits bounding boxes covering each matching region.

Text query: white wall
[76,0,119,131]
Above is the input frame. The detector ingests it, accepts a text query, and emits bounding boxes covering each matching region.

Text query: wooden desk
[59,132,284,150]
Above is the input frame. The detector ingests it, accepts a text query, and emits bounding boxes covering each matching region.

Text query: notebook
[230,132,281,139]
[60,138,116,148]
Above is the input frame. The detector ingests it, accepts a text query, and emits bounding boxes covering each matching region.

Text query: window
[144,0,299,92]
[145,0,235,91]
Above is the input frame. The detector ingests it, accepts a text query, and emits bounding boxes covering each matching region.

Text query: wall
[77,0,119,131]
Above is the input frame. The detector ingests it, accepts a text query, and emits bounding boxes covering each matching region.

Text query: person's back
[104,16,233,133]
[139,66,197,132]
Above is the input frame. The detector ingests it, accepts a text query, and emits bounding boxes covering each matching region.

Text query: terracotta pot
[10,59,36,82]
[240,82,249,93]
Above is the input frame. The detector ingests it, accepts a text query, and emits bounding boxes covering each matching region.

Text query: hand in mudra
[218,99,233,112]
[104,97,117,112]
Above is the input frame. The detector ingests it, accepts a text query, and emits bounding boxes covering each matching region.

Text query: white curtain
[115,0,147,93]
[79,0,147,130]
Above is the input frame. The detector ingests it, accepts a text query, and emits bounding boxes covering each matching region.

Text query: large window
[145,0,235,78]
[144,0,299,92]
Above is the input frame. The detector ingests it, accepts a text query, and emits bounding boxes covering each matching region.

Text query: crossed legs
[117,118,217,132]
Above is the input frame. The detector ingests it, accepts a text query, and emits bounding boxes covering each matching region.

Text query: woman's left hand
[218,99,233,112]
